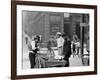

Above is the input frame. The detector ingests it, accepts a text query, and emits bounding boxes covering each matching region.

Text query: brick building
[22,11,89,43]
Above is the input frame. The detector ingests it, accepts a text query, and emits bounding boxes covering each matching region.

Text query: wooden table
[36,48,67,68]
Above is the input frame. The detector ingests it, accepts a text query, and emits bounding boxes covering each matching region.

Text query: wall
[23,11,64,42]
[0,0,100,80]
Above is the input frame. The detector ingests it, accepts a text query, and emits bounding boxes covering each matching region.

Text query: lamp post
[80,14,89,65]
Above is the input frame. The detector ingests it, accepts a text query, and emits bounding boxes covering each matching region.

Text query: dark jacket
[63,37,72,60]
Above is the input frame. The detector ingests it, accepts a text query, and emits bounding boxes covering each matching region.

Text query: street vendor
[56,32,64,56]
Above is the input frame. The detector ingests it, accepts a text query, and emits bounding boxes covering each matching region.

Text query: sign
[80,23,89,27]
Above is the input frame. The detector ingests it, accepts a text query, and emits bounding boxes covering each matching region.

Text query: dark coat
[63,37,72,60]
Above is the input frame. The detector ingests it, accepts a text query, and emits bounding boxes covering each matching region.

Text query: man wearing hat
[56,32,64,56]
[28,35,40,68]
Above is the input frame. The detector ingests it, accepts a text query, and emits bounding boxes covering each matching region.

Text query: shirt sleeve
[57,37,64,47]
[61,38,64,46]
[31,41,36,50]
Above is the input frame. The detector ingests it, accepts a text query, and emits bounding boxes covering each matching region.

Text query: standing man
[72,33,79,57]
[28,35,40,68]
[56,32,64,56]
[63,35,72,67]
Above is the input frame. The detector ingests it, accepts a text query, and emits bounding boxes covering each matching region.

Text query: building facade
[22,11,89,43]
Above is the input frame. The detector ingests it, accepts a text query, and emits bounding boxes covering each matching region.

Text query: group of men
[56,32,72,67]
[27,32,72,68]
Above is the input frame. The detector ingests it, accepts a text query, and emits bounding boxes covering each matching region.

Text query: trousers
[29,52,36,68]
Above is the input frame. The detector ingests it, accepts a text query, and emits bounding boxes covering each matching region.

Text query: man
[72,33,79,56]
[56,32,64,56]
[63,35,72,67]
[28,35,40,68]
